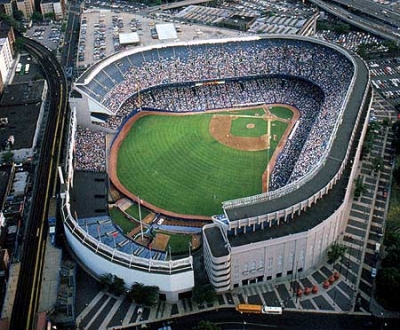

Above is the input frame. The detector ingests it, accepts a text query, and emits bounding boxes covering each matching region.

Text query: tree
[128,282,159,306]
[110,275,125,296]
[1,151,14,164]
[354,176,367,199]
[13,10,24,21]
[382,118,390,127]
[383,40,400,57]
[44,12,55,21]
[14,37,25,52]
[327,243,347,264]
[357,43,368,58]
[334,23,350,34]
[192,320,221,330]
[0,13,24,32]
[31,12,43,23]
[98,273,113,291]
[375,267,400,310]
[372,156,384,173]
[375,232,400,310]
[384,231,400,249]
[192,284,216,305]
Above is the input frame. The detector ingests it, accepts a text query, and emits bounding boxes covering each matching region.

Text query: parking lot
[369,58,400,107]
[76,7,244,68]
[25,23,64,52]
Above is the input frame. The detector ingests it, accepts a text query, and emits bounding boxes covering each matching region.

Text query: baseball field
[111,105,297,217]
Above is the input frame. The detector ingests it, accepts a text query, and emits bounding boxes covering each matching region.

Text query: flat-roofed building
[40,0,65,20]
[0,0,13,17]
[0,22,15,93]
[0,80,48,162]
[16,0,35,19]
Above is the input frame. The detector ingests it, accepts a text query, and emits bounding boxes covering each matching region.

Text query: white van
[375,243,381,253]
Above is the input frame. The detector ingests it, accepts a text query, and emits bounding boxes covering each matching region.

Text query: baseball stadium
[63,35,371,301]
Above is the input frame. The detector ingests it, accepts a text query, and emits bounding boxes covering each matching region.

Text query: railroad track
[9,37,69,330]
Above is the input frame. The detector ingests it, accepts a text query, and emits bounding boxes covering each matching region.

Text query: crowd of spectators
[98,39,352,113]
[75,126,107,172]
[78,38,355,190]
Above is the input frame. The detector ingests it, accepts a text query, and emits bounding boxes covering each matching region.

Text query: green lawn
[116,108,291,216]
[160,232,192,254]
[109,207,136,234]
[125,204,150,221]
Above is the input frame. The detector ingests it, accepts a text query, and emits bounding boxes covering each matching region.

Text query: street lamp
[380,312,387,330]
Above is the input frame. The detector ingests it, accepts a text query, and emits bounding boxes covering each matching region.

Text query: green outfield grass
[116,107,292,216]
[270,106,294,120]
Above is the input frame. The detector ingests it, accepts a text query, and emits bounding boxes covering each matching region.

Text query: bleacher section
[77,216,166,260]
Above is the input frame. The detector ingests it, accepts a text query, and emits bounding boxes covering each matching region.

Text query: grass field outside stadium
[115,106,294,216]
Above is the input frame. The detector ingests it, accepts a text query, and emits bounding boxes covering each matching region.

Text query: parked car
[371,268,377,278]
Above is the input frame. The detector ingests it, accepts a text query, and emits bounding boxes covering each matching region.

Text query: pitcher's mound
[246,123,255,129]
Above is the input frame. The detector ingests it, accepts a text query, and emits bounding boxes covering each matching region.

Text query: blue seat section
[77,216,166,259]
[140,49,160,63]
[78,85,100,101]
[84,80,107,102]
[170,45,191,61]
[95,71,115,90]
[117,56,133,75]
[102,63,124,85]
[127,51,148,68]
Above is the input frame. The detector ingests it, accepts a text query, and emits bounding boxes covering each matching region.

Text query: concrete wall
[64,221,194,301]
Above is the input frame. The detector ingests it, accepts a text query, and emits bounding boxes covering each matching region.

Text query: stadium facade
[66,35,371,300]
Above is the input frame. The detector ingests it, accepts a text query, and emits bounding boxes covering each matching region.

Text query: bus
[16,63,22,73]
[25,64,30,74]
[261,305,283,315]
[235,304,283,315]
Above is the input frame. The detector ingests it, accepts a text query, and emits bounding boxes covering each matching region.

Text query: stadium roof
[155,23,178,40]
[119,32,140,45]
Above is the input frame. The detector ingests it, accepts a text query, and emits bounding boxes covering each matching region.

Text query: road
[309,0,400,42]
[145,310,400,330]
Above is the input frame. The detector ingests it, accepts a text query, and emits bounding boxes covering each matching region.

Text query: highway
[9,37,69,330]
[309,0,400,42]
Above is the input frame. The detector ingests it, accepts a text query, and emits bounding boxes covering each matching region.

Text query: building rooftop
[0,165,12,210]
[0,81,45,150]
[0,21,11,39]
[204,226,229,258]
[0,81,45,105]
